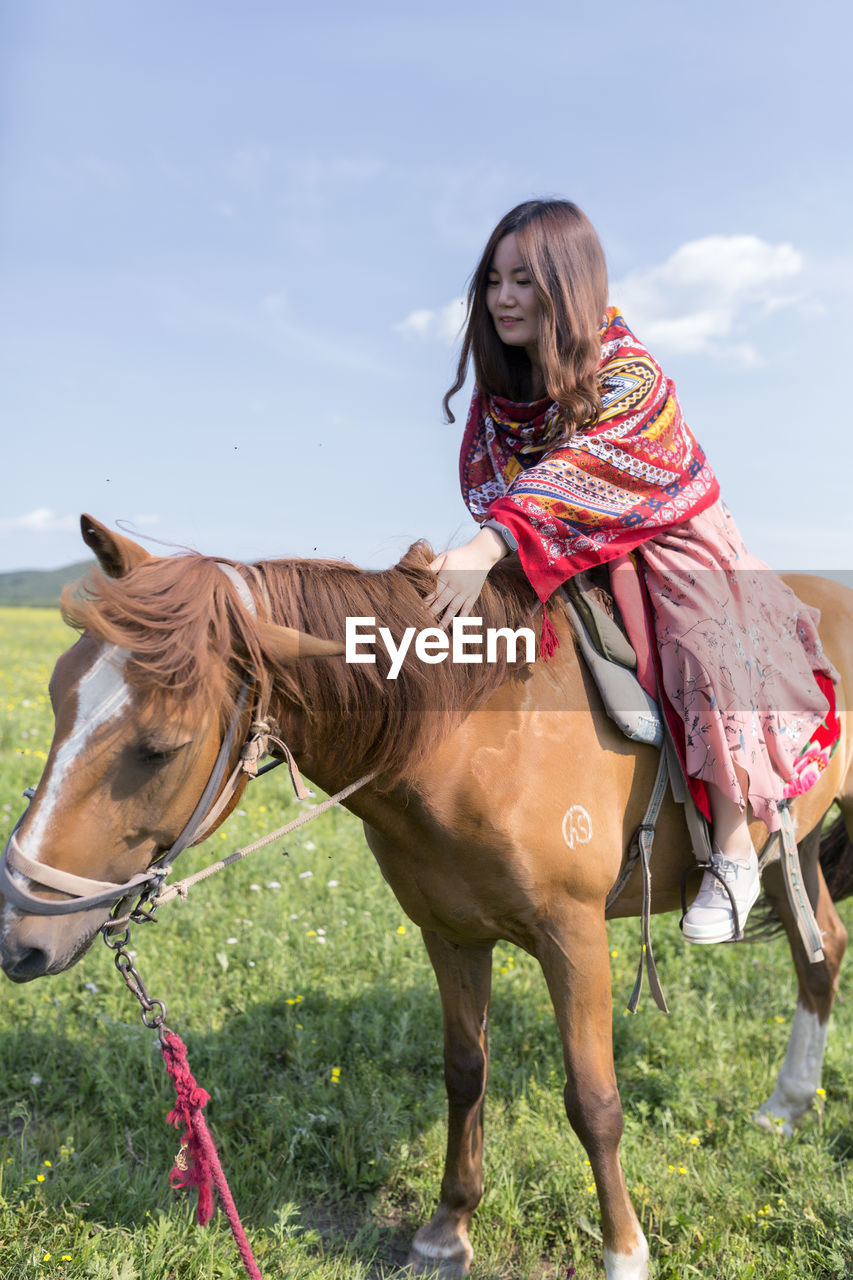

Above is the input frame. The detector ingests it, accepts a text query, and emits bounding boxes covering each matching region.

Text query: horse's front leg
[407,930,494,1279]
[538,904,648,1280]
[754,827,848,1134]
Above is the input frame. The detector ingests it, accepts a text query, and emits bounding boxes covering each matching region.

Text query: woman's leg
[707,767,754,859]
[682,767,760,944]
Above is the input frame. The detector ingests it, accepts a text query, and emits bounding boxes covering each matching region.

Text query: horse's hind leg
[538,904,648,1280]
[407,931,493,1279]
[754,825,848,1134]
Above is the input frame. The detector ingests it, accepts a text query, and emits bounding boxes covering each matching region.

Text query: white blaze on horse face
[753,1002,828,1134]
[562,804,593,850]
[22,645,131,863]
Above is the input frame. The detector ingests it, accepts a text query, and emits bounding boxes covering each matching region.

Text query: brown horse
[1,514,852,1280]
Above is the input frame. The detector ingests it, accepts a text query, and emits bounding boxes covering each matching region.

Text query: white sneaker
[681,847,760,944]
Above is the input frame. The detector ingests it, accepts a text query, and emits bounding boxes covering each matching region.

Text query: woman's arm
[427,525,510,625]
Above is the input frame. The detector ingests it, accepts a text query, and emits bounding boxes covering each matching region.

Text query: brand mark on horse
[562,805,593,849]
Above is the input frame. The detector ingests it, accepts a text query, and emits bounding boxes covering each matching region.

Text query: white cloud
[395,235,806,361]
[611,234,804,365]
[395,296,467,344]
[0,510,160,537]
[0,508,78,535]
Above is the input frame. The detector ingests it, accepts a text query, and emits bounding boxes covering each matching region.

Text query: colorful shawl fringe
[460,308,720,606]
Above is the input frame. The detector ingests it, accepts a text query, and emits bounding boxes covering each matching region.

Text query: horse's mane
[61,543,541,787]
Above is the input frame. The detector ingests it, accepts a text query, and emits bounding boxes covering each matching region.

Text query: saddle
[560,568,662,747]
[561,558,824,1014]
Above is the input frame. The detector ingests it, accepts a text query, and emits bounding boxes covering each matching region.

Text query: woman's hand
[427,526,509,626]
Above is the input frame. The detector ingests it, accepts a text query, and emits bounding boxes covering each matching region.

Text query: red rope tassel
[160,1031,264,1280]
[161,1031,215,1224]
[539,612,560,661]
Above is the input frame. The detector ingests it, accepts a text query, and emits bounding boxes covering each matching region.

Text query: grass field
[0,605,852,1280]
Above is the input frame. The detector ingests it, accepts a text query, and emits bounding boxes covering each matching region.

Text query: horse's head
[0,516,341,982]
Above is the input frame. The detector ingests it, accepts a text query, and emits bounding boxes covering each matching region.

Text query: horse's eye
[137,743,182,767]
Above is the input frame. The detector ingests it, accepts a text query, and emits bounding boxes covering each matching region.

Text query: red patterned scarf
[460,308,720,607]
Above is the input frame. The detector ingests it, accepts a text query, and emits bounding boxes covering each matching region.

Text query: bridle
[0,563,314,922]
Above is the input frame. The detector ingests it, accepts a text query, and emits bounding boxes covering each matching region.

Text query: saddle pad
[560,589,663,747]
[564,574,637,669]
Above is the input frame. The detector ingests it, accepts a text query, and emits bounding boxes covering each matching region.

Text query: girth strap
[625,748,670,1015]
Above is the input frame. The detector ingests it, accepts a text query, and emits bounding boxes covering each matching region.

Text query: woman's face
[485,232,541,363]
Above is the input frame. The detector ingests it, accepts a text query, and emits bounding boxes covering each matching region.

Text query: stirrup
[680,854,759,944]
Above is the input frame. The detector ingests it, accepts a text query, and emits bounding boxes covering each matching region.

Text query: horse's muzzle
[0,909,102,982]
[1,943,51,982]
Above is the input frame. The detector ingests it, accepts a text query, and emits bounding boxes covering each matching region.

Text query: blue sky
[2,0,851,576]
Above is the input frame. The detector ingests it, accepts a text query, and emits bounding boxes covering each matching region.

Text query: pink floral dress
[640,499,838,830]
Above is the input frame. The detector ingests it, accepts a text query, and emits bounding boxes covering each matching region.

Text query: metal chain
[102,922,169,1038]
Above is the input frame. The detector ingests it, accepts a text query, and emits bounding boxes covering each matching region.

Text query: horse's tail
[819,812,853,902]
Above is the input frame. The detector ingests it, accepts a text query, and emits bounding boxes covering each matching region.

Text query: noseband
[0,563,291,919]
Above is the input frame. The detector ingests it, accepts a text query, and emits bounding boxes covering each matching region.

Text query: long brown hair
[443,200,608,438]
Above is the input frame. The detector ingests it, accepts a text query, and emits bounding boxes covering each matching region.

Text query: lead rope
[104,926,264,1280]
[101,760,379,1273]
[161,1031,263,1280]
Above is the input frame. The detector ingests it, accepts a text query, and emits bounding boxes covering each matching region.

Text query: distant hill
[0,560,95,608]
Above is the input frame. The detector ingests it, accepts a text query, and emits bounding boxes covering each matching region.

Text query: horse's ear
[257,620,345,664]
[80,514,152,579]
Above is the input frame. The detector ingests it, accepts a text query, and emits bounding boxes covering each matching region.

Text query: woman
[428,199,837,944]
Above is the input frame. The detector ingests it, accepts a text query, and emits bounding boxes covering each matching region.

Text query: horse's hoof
[405,1253,470,1279]
[405,1228,473,1278]
[752,1106,793,1136]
